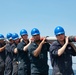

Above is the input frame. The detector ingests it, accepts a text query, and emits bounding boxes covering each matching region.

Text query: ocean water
[49,69,76,75]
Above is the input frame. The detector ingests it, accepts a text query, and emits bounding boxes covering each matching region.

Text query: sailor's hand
[41,37,46,45]
[29,38,32,43]
[65,36,69,45]
[16,61,18,65]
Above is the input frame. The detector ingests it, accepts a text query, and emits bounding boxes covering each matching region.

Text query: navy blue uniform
[0,42,6,75]
[11,43,18,75]
[17,40,30,75]
[50,41,76,75]
[28,42,50,75]
[5,43,13,75]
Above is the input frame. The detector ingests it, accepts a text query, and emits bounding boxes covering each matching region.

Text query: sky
[0,0,76,38]
[0,0,76,69]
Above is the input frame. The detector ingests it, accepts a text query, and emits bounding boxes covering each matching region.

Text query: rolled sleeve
[17,43,24,51]
[50,44,59,57]
[11,44,16,52]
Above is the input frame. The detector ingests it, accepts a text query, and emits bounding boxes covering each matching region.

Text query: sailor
[28,28,50,75]
[11,33,20,75]
[50,26,76,75]
[17,29,31,75]
[0,34,6,75]
[5,33,14,75]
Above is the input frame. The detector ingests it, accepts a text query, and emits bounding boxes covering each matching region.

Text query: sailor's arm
[0,45,6,52]
[58,36,68,56]
[33,38,46,57]
[23,39,31,51]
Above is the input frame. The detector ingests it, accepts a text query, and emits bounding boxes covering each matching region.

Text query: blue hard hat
[6,33,12,40]
[20,29,28,36]
[12,33,19,40]
[31,28,40,36]
[0,34,4,40]
[54,26,65,36]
